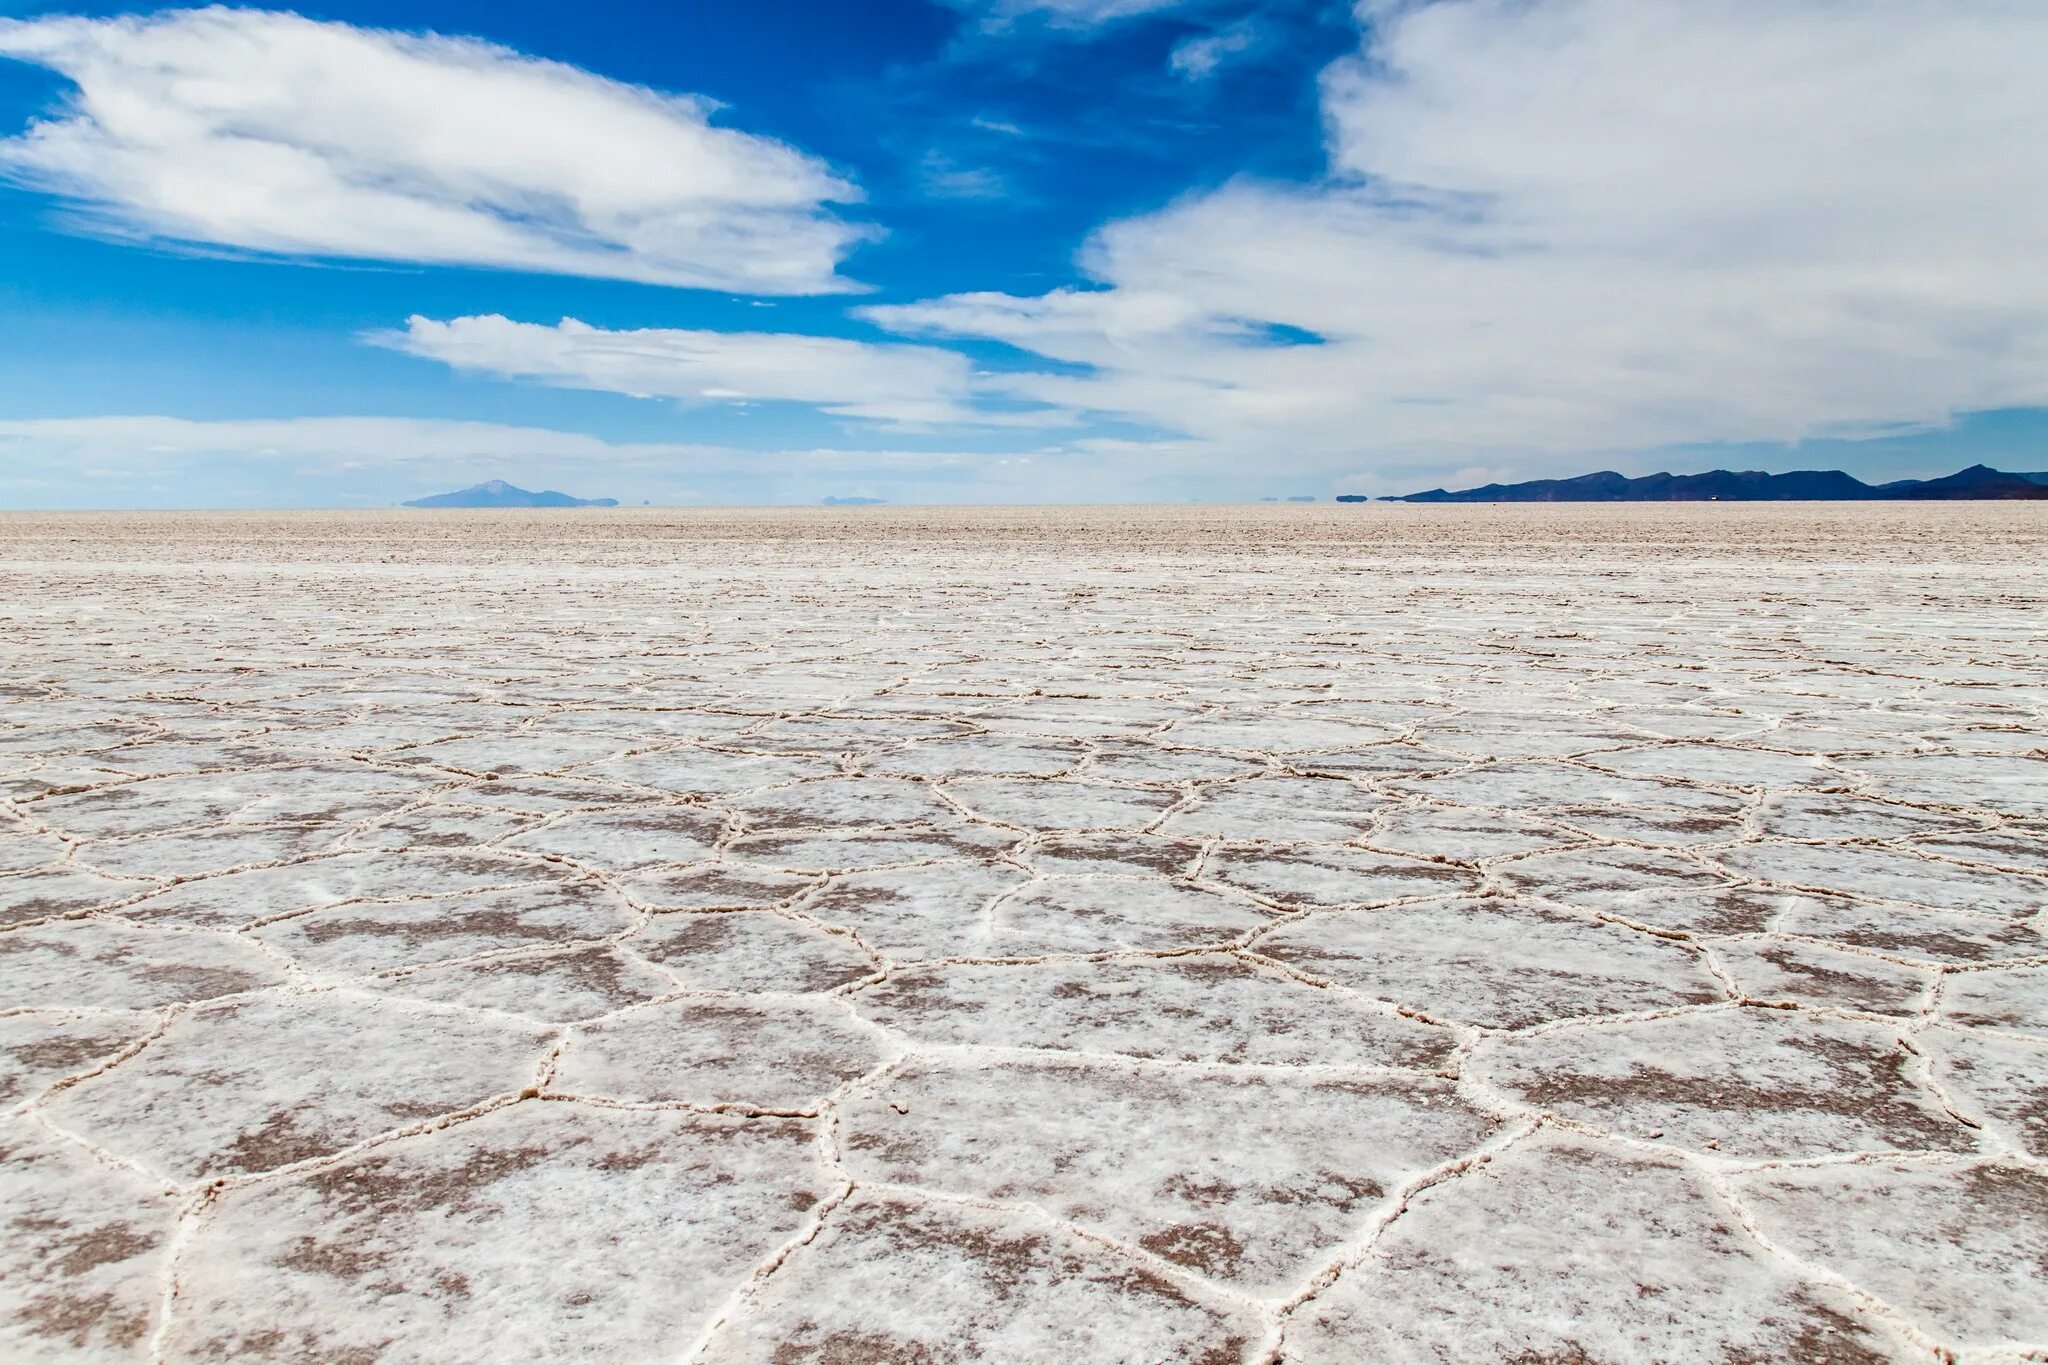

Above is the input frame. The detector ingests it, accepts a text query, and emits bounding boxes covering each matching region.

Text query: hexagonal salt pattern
[2,504,2043,1362]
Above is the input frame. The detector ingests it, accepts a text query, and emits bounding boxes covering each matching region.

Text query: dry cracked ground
[1,503,2045,1364]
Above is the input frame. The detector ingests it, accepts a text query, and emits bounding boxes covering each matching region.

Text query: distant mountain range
[403,480,618,508]
[1384,463,2048,503]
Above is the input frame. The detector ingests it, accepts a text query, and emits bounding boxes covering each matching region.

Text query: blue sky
[0,0,2043,507]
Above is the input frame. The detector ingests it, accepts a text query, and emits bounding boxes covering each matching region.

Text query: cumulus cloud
[376,314,1066,428]
[0,7,867,292]
[872,0,2048,468]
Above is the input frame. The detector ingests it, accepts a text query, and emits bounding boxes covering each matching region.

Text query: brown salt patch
[1283,1132,1919,1364]
[697,1192,1255,1363]
[42,993,551,1180]
[1473,1007,1975,1159]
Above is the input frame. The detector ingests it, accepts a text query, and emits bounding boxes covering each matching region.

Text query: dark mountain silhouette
[1384,464,2048,503]
[403,480,619,508]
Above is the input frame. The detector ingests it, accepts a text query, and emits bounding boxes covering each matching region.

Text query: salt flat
[1,504,2044,1363]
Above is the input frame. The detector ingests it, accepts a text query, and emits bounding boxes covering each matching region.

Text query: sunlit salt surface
[2,504,2043,1362]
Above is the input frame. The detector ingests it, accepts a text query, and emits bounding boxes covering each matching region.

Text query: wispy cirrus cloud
[872,0,2048,470]
[0,415,1091,507]
[374,315,1068,429]
[942,0,1195,33]
[0,7,869,292]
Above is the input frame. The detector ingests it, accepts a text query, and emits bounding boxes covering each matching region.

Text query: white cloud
[1169,19,1260,80]
[0,416,661,470]
[376,314,1066,428]
[0,7,867,292]
[871,0,2048,469]
[0,414,1115,507]
[944,0,1192,33]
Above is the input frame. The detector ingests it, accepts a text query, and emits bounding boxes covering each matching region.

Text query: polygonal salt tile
[858,735,1083,778]
[942,778,1178,833]
[538,707,762,741]
[167,1102,831,1363]
[1257,899,1718,1029]
[1923,1025,2048,1158]
[1732,1159,2048,1353]
[574,749,835,798]
[338,804,540,851]
[1939,965,2048,1036]
[1408,713,1644,760]
[1020,833,1204,878]
[1288,745,1459,778]
[1584,743,1837,789]
[1717,842,2047,917]
[366,945,674,1024]
[0,1010,155,1104]
[855,955,1453,1069]
[0,768,135,805]
[23,769,371,839]
[800,863,1031,962]
[1157,710,1396,753]
[1755,793,1977,843]
[254,882,635,978]
[1156,776,1387,842]
[44,993,551,1180]
[1363,805,1579,862]
[722,825,1017,873]
[628,912,876,994]
[552,998,884,1110]
[118,851,575,930]
[1779,896,2047,966]
[1544,805,1749,846]
[1494,845,1729,920]
[1853,753,2048,817]
[0,918,286,1011]
[616,864,817,910]
[842,1055,1494,1294]
[1909,828,2048,876]
[734,714,970,753]
[1281,1132,1925,1364]
[387,733,631,777]
[204,765,448,827]
[0,867,155,927]
[431,775,647,814]
[1206,846,1479,910]
[74,822,341,879]
[991,878,1274,955]
[1711,938,1935,1016]
[729,777,957,831]
[1471,1006,1974,1159]
[1586,707,1769,741]
[698,1192,1254,1364]
[1081,744,1266,785]
[0,826,74,871]
[1388,761,1745,815]
[977,695,1196,739]
[0,1122,179,1361]
[500,805,726,871]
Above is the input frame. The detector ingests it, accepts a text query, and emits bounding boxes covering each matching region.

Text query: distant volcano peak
[403,481,619,509]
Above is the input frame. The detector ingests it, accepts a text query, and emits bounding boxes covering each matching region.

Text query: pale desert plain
[1,502,2045,1364]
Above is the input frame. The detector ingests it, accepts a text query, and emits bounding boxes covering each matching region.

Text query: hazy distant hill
[1385,463,2048,503]
[403,480,619,508]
